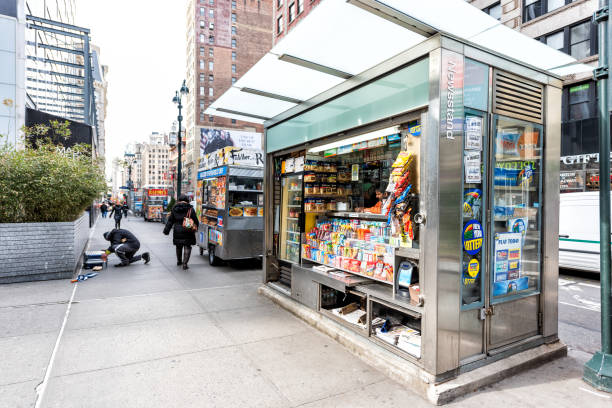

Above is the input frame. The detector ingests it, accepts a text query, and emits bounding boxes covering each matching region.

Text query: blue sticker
[463,220,483,255]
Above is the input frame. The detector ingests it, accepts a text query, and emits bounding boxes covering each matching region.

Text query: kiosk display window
[491,116,542,300]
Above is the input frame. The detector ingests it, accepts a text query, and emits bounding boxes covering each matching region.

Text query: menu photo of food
[229,207,243,217]
[243,207,258,217]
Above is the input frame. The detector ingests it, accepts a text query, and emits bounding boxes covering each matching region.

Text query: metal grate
[493,70,544,124]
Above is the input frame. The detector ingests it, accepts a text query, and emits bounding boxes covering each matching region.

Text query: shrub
[0,123,107,223]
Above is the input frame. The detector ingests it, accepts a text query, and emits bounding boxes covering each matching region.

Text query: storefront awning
[206,0,593,125]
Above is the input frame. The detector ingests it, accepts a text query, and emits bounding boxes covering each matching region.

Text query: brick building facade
[184,0,273,195]
[273,0,321,44]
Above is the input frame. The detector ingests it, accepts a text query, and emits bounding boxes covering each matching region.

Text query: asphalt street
[558,270,602,354]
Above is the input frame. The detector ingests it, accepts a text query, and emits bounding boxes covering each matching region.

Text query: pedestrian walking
[122,202,129,220]
[163,195,199,270]
[102,229,150,267]
[100,202,108,218]
[109,202,123,229]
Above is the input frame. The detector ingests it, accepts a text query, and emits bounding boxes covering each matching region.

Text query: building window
[524,0,574,23]
[200,112,205,122]
[232,51,236,61]
[297,0,304,14]
[209,9,214,18]
[209,74,213,82]
[199,60,205,69]
[200,47,205,56]
[209,35,214,44]
[200,86,205,96]
[209,47,214,57]
[209,88,213,97]
[232,64,236,73]
[483,2,501,20]
[209,115,214,122]
[200,20,205,28]
[563,81,597,121]
[289,3,295,22]
[545,30,564,51]
[200,99,205,109]
[200,7,205,16]
[209,0,214,5]
[232,119,237,124]
[277,16,283,34]
[200,34,205,43]
[539,20,596,60]
[199,73,205,82]
[277,0,283,7]
[231,77,236,84]
[231,13,237,23]
[208,61,213,70]
[232,26,237,35]
[570,21,591,60]
[232,0,236,10]
[232,39,236,48]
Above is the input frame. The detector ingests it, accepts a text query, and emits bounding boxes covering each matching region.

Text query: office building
[274,0,321,44]
[183,0,273,196]
[469,0,598,156]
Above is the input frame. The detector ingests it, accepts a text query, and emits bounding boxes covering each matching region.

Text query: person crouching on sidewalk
[102,229,150,267]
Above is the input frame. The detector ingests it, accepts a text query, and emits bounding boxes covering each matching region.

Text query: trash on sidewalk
[71,272,99,283]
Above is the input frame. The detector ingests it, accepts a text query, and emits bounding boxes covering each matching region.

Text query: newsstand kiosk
[262,35,564,403]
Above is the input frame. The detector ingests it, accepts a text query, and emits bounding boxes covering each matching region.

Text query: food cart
[196,164,264,265]
[142,187,168,222]
[203,0,582,401]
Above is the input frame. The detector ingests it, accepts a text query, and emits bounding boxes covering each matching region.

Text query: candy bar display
[302,218,395,283]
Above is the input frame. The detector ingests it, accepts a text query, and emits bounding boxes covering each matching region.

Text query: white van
[558,192,606,273]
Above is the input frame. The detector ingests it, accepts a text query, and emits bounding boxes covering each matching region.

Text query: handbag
[182,208,197,231]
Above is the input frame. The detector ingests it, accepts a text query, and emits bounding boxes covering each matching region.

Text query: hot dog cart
[196,164,264,265]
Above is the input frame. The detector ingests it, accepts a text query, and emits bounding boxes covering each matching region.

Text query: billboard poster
[200,128,261,156]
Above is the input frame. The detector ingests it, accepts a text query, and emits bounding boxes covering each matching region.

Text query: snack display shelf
[326,211,388,221]
[302,256,393,286]
[202,204,225,211]
[286,231,300,235]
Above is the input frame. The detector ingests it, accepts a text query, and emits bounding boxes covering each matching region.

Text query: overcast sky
[75,1,187,177]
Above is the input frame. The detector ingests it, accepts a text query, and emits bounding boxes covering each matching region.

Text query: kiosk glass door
[488,115,543,349]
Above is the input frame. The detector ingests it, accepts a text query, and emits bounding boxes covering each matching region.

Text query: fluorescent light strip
[308,126,400,153]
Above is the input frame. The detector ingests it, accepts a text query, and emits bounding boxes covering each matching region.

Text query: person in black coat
[122,202,129,219]
[102,229,150,267]
[100,202,108,218]
[109,203,123,229]
[163,195,199,270]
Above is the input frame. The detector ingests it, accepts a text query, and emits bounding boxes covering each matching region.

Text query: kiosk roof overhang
[206,0,593,126]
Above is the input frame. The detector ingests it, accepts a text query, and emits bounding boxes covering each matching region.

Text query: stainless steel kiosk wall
[262,34,562,380]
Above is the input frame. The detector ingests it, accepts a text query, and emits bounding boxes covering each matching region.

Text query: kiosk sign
[440,50,464,141]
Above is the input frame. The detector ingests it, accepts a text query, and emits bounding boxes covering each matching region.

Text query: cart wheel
[208,245,219,266]
[199,247,204,256]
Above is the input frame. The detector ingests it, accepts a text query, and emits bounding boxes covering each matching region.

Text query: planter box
[0,213,89,283]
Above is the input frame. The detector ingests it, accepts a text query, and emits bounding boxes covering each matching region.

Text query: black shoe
[177,261,182,266]
[142,252,151,264]
[182,264,189,270]
[114,263,127,267]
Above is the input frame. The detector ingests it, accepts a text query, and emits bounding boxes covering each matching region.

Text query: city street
[0,216,610,407]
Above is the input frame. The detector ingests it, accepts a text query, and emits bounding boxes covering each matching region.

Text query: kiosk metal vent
[493,71,543,124]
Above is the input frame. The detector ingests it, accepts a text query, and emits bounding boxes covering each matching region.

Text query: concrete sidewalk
[0,216,610,407]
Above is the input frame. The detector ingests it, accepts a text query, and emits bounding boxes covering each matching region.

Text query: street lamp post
[123,152,136,207]
[172,80,189,199]
[584,0,612,392]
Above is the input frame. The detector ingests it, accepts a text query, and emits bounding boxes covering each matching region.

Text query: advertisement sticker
[463,220,483,255]
[465,116,482,150]
[464,151,481,184]
[494,232,522,283]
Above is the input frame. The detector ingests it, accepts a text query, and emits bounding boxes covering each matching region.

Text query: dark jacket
[122,204,129,214]
[100,203,108,212]
[163,201,199,246]
[109,204,123,220]
[106,229,140,252]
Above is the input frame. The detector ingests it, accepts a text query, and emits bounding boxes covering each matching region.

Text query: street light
[172,80,189,199]
[123,152,136,207]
